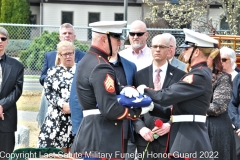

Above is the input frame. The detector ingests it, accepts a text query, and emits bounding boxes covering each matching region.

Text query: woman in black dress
[206,49,236,160]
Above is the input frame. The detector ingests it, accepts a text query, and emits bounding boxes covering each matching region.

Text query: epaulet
[182,74,194,84]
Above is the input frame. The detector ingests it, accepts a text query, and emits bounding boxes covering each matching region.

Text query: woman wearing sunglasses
[220,46,238,81]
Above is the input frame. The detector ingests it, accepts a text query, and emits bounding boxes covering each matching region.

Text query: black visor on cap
[179,41,196,48]
[109,32,125,40]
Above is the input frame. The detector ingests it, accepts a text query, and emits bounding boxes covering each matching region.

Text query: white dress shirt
[119,45,153,71]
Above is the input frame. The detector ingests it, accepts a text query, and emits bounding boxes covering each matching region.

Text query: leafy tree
[0,0,13,22]
[11,0,31,24]
[19,31,89,70]
[144,0,240,35]
[0,0,31,39]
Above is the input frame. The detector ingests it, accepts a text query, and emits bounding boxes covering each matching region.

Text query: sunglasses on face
[221,58,230,62]
[129,32,145,37]
[0,37,7,41]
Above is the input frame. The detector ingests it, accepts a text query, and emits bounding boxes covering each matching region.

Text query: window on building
[115,13,124,21]
[30,15,37,24]
[170,0,179,4]
[88,12,100,40]
[62,11,73,25]
[220,17,229,30]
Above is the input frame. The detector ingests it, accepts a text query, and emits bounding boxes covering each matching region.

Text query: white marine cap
[89,21,127,40]
[180,28,218,48]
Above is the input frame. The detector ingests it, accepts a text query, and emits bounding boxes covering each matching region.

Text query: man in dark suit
[37,23,85,127]
[0,27,24,159]
[133,34,185,160]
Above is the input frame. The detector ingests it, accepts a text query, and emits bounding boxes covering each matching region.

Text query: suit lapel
[1,59,11,91]
[162,64,174,88]
[148,64,154,88]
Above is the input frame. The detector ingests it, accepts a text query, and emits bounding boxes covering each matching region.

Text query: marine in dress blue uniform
[71,21,143,159]
[137,29,219,160]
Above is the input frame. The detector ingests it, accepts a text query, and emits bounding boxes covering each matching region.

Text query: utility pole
[124,0,128,21]
[40,0,43,34]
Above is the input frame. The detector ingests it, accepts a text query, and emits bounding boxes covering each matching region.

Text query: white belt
[171,115,206,123]
[83,109,101,117]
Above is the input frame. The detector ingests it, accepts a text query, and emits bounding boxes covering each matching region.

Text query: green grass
[24,75,40,79]
[16,91,41,149]
[17,91,41,111]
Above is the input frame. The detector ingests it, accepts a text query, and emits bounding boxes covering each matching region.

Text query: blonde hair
[55,41,75,65]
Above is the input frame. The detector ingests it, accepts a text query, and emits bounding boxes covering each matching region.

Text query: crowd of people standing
[1,19,240,160]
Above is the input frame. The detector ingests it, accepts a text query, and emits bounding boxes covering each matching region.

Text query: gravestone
[15,125,30,148]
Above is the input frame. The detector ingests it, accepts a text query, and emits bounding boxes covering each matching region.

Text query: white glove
[141,102,154,115]
[120,86,139,98]
[137,84,147,95]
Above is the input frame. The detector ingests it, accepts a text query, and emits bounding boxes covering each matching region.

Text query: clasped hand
[137,84,147,95]
[120,84,148,98]
[120,86,139,98]
[0,105,4,120]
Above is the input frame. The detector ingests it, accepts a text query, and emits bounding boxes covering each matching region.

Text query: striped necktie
[154,68,161,90]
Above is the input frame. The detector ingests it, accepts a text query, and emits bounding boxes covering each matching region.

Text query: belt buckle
[170,115,173,123]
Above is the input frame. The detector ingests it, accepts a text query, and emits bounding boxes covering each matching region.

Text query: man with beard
[119,20,153,71]
[119,20,153,159]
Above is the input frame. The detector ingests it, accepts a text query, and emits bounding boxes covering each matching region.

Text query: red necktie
[154,68,161,90]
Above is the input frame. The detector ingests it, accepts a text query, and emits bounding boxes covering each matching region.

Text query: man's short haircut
[59,23,75,34]
[162,33,176,47]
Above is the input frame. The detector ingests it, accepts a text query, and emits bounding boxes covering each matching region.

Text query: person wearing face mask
[119,20,153,71]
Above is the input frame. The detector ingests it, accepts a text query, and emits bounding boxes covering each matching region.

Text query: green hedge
[19,30,89,70]
[6,39,32,56]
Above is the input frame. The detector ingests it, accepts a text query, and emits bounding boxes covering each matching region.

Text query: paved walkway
[18,110,38,121]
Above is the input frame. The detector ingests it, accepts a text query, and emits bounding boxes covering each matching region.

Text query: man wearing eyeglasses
[37,23,85,127]
[119,20,153,71]
[0,27,24,159]
[133,34,185,160]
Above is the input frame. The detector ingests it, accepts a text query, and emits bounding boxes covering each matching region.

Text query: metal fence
[0,23,229,76]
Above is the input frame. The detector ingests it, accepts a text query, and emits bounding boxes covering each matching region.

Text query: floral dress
[38,64,76,148]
